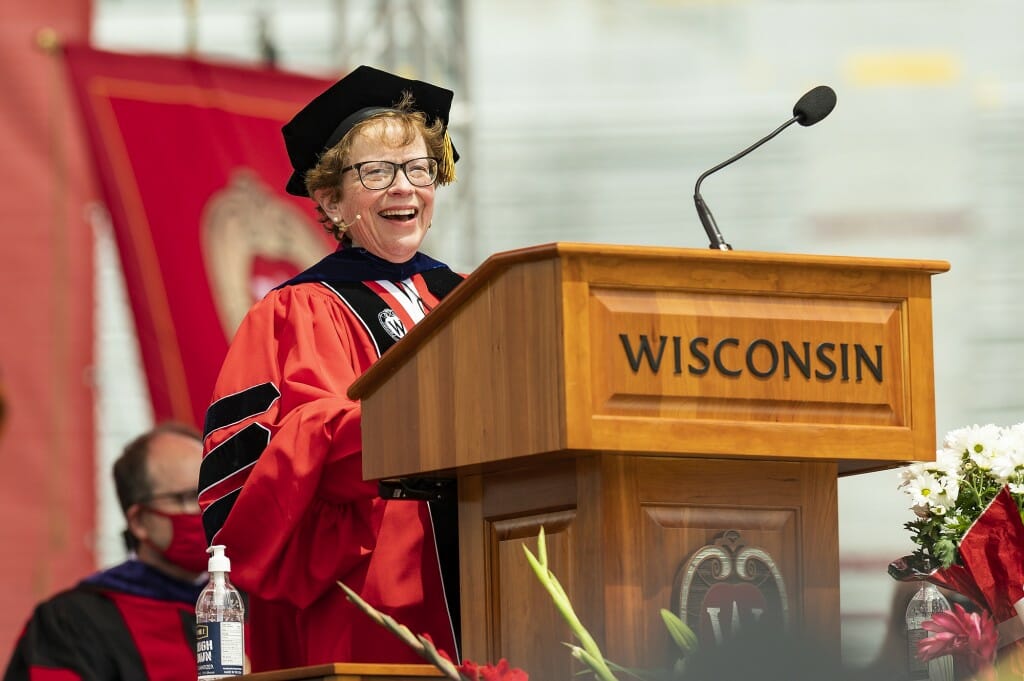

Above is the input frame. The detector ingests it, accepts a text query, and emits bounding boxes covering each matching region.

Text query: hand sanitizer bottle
[196,545,245,679]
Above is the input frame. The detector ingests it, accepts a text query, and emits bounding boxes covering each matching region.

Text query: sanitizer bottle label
[196,621,244,678]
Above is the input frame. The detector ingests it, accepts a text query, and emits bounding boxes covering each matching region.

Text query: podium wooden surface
[239,663,443,681]
[349,243,949,680]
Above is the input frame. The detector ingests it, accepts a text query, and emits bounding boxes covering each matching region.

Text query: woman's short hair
[303,92,451,241]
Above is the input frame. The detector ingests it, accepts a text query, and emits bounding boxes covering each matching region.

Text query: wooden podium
[348,243,949,680]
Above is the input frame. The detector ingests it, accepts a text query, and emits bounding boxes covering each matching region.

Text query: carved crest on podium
[674,530,789,646]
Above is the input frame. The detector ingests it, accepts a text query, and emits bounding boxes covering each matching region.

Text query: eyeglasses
[341,157,438,190]
[140,488,200,508]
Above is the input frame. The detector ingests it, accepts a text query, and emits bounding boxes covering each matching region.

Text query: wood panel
[457,453,839,680]
[492,512,577,681]
[638,506,798,657]
[238,663,443,680]
[360,257,567,480]
[353,243,946,480]
[588,289,904,423]
[460,459,582,681]
[457,473,488,662]
[561,249,937,466]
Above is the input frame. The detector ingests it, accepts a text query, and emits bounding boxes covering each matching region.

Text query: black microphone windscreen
[792,85,837,127]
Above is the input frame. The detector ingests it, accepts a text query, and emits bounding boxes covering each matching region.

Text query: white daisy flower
[991,448,1024,482]
[903,469,953,511]
[945,424,1003,471]
[934,447,963,475]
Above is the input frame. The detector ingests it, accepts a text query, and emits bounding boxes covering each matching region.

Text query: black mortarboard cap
[282,65,457,196]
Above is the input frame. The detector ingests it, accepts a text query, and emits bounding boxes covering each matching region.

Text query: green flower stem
[523,528,619,681]
[660,609,698,655]
[337,581,466,681]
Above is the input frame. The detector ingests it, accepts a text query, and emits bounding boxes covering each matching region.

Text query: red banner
[63,45,335,428]
[0,0,95,651]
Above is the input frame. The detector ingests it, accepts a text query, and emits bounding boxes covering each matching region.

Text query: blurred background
[5,0,1024,672]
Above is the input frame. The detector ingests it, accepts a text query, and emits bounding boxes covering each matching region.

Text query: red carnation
[456,658,529,681]
[918,603,997,678]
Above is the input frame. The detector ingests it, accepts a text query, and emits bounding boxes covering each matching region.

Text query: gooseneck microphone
[694,85,837,250]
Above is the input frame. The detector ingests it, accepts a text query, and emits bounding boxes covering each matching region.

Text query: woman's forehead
[349,121,427,156]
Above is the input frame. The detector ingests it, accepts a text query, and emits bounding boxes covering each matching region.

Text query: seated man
[4,423,209,681]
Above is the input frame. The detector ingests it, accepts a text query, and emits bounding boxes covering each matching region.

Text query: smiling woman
[316,120,437,263]
[197,65,466,673]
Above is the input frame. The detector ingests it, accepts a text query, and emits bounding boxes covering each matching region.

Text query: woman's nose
[388,170,415,193]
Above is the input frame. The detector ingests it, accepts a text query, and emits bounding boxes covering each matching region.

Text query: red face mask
[142,508,209,574]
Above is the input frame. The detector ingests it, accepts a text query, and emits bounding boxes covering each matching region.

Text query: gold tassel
[438,130,456,185]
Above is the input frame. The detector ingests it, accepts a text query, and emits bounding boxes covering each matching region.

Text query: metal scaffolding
[172,0,477,266]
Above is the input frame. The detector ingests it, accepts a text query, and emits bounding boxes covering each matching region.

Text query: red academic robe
[199,248,463,672]
[3,561,203,681]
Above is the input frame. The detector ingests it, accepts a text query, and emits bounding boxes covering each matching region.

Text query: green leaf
[933,538,957,568]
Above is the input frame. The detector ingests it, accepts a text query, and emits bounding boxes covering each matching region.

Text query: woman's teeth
[379,209,415,221]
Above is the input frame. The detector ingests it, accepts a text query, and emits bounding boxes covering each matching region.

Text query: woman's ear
[313,188,339,221]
